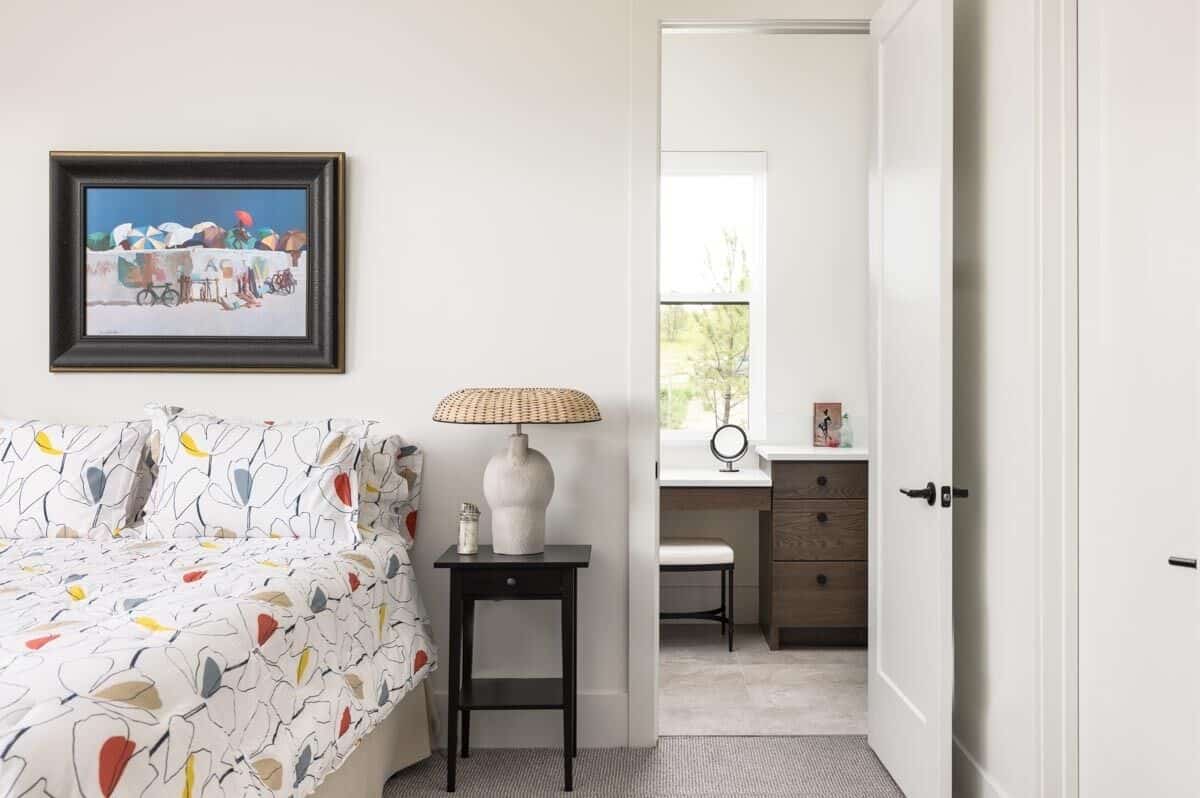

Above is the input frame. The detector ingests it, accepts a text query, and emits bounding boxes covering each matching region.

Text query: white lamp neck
[507,428,530,464]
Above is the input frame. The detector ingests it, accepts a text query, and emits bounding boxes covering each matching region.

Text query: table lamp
[433,387,601,555]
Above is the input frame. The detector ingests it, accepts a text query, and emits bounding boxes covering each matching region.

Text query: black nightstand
[434,544,591,793]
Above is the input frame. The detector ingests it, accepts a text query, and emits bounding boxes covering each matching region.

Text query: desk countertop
[755,445,869,462]
[659,467,772,488]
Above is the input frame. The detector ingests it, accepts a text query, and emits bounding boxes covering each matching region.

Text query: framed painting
[49,152,344,372]
[813,401,842,447]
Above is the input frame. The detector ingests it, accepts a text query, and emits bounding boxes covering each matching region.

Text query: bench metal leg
[720,569,727,637]
[728,565,735,652]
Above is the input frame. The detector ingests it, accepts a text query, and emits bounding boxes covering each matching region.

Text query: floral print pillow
[357,434,423,547]
[0,417,151,538]
[141,407,372,542]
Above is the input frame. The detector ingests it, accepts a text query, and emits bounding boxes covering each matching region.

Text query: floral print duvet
[0,534,436,798]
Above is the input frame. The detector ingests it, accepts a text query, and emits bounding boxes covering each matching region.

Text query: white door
[866,0,954,796]
[1079,0,1199,794]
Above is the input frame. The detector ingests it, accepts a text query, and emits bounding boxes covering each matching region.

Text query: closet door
[1079,1,1199,794]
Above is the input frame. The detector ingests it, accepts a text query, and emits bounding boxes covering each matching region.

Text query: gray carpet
[383,736,903,797]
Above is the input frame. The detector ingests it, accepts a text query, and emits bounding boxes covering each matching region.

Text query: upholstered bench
[659,537,735,652]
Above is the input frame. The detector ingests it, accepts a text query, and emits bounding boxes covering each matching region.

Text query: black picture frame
[49,151,345,372]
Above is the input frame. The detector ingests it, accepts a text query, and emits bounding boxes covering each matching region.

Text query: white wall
[952,0,1077,795]
[661,33,873,449]
[1079,0,1199,794]
[659,33,873,619]
[0,0,632,748]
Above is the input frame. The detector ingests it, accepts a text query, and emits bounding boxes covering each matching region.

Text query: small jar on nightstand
[457,502,480,555]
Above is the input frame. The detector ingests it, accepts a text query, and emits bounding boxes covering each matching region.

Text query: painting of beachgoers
[84,187,308,337]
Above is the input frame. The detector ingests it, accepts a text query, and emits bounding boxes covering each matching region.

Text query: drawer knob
[816,475,828,487]
[816,573,828,586]
[816,512,829,523]
[505,577,517,587]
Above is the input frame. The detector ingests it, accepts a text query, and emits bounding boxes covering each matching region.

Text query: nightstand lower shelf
[461,678,564,710]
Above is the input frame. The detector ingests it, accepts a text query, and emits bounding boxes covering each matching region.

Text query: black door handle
[1168,556,1197,569]
[899,482,937,506]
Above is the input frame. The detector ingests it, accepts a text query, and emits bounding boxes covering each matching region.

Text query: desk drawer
[771,562,867,627]
[773,500,867,561]
[462,569,563,597]
[772,461,867,500]
[661,486,771,512]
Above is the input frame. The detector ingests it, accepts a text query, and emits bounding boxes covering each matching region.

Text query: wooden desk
[660,454,869,649]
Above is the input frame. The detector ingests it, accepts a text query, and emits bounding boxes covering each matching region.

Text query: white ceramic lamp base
[483,430,555,555]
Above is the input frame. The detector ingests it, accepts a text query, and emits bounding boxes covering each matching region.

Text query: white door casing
[867,0,954,796]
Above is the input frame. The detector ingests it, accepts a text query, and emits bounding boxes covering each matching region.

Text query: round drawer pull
[816,574,828,586]
[505,577,517,587]
[816,475,828,487]
[816,512,829,523]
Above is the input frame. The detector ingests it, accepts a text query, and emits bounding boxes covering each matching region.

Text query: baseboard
[952,736,1012,798]
[431,689,628,749]
[660,584,758,625]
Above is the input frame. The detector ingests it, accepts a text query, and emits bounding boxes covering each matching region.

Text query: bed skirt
[312,680,434,797]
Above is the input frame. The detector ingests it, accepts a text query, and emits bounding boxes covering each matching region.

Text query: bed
[0,532,437,797]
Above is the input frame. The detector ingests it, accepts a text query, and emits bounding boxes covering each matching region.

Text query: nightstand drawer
[462,569,564,597]
[772,461,868,500]
[773,500,867,561]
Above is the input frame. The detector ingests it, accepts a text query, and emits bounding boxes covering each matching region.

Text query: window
[659,151,765,439]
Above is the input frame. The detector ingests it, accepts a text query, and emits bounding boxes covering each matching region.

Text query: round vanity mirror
[710,424,749,472]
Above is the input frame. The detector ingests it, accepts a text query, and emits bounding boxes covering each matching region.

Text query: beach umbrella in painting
[86,232,114,251]
[111,223,133,249]
[277,230,307,252]
[193,222,226,248]
[234,209,254,228]
[224,227,255,250]
[157,222,196,248]
[253,227,278,250]
[124,226,166,250]
[277,230,307,266]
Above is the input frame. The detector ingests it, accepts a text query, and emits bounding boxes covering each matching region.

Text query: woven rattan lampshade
[433,387,601,425]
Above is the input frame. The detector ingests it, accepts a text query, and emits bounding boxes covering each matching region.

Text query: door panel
[867,0,954,795]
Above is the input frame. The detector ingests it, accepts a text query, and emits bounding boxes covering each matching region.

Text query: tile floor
[658,624,867,736]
